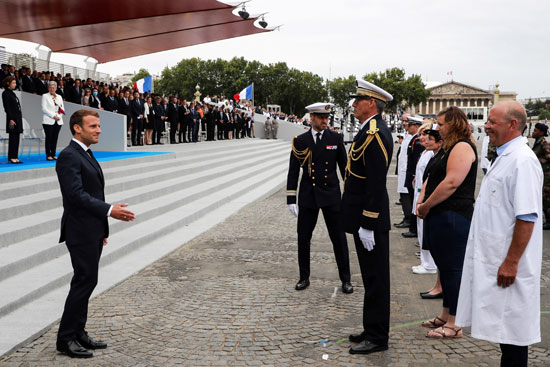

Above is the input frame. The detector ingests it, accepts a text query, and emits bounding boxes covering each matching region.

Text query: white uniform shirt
[397,132,411,194]
[456,136,543,346]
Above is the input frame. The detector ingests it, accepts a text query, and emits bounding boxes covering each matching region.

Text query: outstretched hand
[110,203,135,222]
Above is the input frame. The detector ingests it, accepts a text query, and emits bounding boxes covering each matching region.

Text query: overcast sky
[1,0,548,99]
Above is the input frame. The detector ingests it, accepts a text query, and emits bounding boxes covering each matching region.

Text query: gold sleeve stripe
[287,190,297,196]
[362,210,379,218]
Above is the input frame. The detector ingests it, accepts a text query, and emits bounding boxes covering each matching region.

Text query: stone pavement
[2,160,550,366]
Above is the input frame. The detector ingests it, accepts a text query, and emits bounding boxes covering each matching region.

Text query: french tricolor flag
[234,84,253,101]
[133,76,153,93]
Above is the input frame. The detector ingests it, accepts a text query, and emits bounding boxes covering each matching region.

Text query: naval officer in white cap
[341,79,394,355]
[286,102,353,294]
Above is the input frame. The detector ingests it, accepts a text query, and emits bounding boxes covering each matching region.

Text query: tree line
[148,57,430,116]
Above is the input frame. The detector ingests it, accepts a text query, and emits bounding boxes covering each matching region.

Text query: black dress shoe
[402,231,417,238]
[544,223,550,230]
[421,292,443,299]
[342,282,354,294]
[77,332,107,349]
[348,331,366,343]
[295,279,310,291]
[349,340,388,355]
[394,221,410,228]
[56,340,93,358]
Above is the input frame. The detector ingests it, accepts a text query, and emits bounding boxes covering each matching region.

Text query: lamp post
[194,84,201,103]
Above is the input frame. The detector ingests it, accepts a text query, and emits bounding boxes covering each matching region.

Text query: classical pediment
[429,81,490,96]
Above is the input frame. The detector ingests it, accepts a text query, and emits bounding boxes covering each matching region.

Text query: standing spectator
[89,88,102,109]
[35,73,49,95]
[531,123,550,230]
[264,117,272,139]
[417,106,477,339]
[130,91,145,146]
[144,96,153,145]
[188,103,199,142]
[67,79,83,104]
[151,96,164,145]
[167,96,179,144]
[2,76,23,163]
[217,107,224,140]
[56,79,66,100]
[250,111,255,138]
[395,118,412,228]
[82,88,92,106]
[21,67,36,94]
[178,99,189,143]
[205,104,216,141]
[456,101,542,367]
[41,81,65,160]
[272,115,279,139]
[103,89,118,113]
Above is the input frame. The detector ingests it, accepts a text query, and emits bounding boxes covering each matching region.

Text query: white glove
[288,204,298,217]
[358,227,375,251]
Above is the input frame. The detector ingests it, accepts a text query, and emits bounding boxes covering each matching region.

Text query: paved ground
[2,152,550,366]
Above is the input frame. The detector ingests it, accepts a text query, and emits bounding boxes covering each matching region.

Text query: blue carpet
[0,151,170,173]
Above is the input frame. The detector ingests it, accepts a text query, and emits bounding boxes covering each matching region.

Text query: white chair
[21,118,41,159]
[0,129,9,158]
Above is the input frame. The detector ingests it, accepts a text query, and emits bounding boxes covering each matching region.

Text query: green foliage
[363,67,430,112]
[129,68,151,85]
[155,57,327,115]
[539,108,550,121]
[327,75,356,109]
[525,98,550,117]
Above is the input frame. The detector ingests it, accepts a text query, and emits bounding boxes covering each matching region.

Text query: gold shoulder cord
[291,137,313,176]
[345,119,389,181]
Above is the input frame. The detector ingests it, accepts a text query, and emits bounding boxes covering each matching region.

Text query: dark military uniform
[404,134,425,234]
[286,128,351,284]
[532,137,550,220]
[341,114,393,347]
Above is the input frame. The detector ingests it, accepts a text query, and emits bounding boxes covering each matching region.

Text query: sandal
[426,325,462,339]
[421,316,447,328]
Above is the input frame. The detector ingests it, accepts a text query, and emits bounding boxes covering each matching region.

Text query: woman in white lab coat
[41,81,64,160]
[395,119,412,226]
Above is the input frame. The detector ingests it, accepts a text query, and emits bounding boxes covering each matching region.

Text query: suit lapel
[70,141,104,185]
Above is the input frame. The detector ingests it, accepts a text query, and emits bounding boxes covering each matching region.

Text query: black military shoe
[342,282,354,294]
[295,279,310,291]
[401,231,417,238]
[77,332,107,350]
[393,221,410,228]
[349,340,388,355]
[348,331,366,343]
[56,340,93,358]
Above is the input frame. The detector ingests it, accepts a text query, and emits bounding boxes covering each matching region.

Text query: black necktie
[315,132,321,145]
[87,149,94,159]
[490,151,498,165]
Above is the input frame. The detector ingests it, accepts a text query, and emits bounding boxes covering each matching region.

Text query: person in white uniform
[395,117,412,228]
[456,101,543,367]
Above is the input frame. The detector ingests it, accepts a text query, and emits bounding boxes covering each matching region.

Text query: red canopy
[0,0,270,63]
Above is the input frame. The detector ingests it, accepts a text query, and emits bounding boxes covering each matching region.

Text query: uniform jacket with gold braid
[286,129,347,209]
[341,114,393,233]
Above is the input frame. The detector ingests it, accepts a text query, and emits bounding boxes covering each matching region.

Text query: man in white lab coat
[395,117,412,228]
[456,101,543,367]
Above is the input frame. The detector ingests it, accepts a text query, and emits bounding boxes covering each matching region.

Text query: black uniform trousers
[500,344,528,367]
[405,182,417,233]
[179,121,188,142]
[57,239,103,342]
[217,123,224,140]
[352,230,390,346]
[43,122,61,158]
[132,118,144,145]
[169,121,178,143]
[297,205,350,283]
[399,193,412,224]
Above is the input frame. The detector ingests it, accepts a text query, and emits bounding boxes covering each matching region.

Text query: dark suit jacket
[56,140,110,245]
[167,103,179,123]
[118,97,130,117]
[286,129,347,209]
[22,75,36,94]
[56,87,65,99]
[2,88,23,132]
[68,86,83,104]
[341,114,393,233]
[34,79,48,95]
[130,98,145,121]
[405,134,425,189]
[104,96,118,112]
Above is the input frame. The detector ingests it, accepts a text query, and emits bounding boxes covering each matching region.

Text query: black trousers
[352,231,390,346]
[132,118,144,145]
[405,183,417,233]
[217,123,224,140]
[297,206,350,283]
[179,121,188,142]
[169,121,178,143]
[8,131,20,160]
[152,120,163,144]
[399,193,412,223]
[207,122,215,141]
[187,121,195,142]
[43,123,61,158]
[500,344,528,367]
[58,240,103,342]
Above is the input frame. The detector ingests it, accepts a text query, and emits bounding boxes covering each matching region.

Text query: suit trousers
[297,206,350,283]
[8,131,20,160]
[57,239,103,342]
[500,344,528,367]
[169,121,178,143]
[353,231,390,346]
[132,118,144,145]
[179,121,188,142]
[43,123,61,158]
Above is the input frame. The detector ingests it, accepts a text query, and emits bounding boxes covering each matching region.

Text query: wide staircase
[0,138,291,356]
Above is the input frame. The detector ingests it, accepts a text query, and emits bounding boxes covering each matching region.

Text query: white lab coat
[412,150,434,213]
[480,135,490,171]
[397,132,411,194]
[456,136,543,346]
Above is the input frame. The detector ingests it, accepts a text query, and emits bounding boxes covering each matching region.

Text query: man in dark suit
[103,89,118,113]
[56,109,135,358]
[21,67,36,94]
[341,79,393,355]
[178,99,189,143]
[56,79,66,100]
[402,116,425,238]
[167,96,179,144]
[286,102,353,294]
[67,79,83,104]
[130,91,145,146]
[34,73,49,95]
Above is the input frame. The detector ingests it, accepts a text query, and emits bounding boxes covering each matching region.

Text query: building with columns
[411,81,517,126]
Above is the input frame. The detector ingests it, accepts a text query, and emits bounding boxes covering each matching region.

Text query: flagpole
[252,82,255,108]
